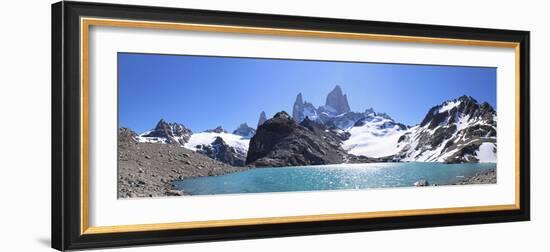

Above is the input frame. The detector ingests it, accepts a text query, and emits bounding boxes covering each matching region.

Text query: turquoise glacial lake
[174,162,496,196]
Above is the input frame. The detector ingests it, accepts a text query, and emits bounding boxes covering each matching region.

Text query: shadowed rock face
[245,111,348,167]
[324,85,351,115]
[140,119,192,145]
[196,137,246,166]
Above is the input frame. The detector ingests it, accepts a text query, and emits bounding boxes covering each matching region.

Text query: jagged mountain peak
[324,85,351,115]
[139,119,192,145]
[331,85,343,94]
[458,95,477,102]
[233,122,256,138]
[156,118,166,124]
[420,96,495,130]
[257,111,268,127]
[154,118,176,129]
[295,93,304,105]
[292,85,353,123]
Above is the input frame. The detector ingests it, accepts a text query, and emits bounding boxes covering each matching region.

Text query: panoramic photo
[117,53,497,198]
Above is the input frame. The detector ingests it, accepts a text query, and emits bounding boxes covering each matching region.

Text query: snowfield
[342,116,407,158]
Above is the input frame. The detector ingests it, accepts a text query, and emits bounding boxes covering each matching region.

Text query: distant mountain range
[123,85,496,167]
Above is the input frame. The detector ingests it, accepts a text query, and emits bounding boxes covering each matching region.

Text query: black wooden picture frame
[52,1,530,251]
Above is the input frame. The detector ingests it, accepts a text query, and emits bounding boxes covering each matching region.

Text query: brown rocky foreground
[118,128,246,198]
[414,168,496,187]
[454,168,496,185]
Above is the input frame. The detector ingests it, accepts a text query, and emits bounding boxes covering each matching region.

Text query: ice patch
[476,142,497,163]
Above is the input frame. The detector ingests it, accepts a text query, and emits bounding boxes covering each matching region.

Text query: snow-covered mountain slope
[192,136,248,166]
[184,131,250,160]
[395,96,497,163]
[137,119,192,145]
[342,111,409,158]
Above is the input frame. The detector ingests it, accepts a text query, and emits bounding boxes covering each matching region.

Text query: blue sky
[118,53,496,133]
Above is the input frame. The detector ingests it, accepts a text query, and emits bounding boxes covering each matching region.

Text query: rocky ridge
[138,119,192,145]
[395,96,497,163]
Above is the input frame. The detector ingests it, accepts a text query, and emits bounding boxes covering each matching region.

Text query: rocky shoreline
[454,168,496,185]
[413,168,496,187]
[118,128,247,198]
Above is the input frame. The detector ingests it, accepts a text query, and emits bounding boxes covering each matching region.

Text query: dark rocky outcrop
[139,119,192,144]
[245,111,348,167]
[195,137,246,166]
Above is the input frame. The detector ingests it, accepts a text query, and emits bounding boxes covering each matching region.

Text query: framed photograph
[52,1,530,250]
